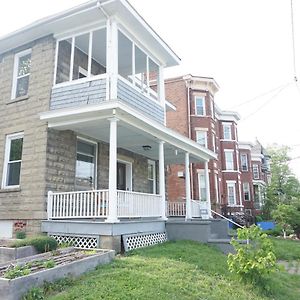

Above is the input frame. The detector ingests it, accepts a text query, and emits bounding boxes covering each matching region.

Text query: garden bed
[0,247,115,300]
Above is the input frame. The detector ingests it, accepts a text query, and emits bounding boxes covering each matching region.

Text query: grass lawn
[35,240,300,300]
[272,237,300,261]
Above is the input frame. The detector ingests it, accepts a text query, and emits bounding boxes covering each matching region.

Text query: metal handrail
[210,209,244,229]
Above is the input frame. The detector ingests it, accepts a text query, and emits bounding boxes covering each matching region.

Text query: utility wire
[290,0,298,81]
[229,82,291,109]
[240,83,291,121]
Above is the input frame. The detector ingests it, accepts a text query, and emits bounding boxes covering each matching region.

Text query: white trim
[224,150,234,171]
[11,49,31,100]
[147,159,156,194]
[195,130,207,148]
[78,66,88,78]
[243,182,251,201]
[197,169,206,201]
[1,132,24,189]
[117,158,133,191]
[76,136,98,189]
[194,96,206,116]
[240,153,249,171]
[222,123,232,140]
[252,164,260,179]
[226,181,236,206]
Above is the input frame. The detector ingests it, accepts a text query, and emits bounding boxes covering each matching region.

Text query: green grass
[29,240,299,300]
[272,238,300,261]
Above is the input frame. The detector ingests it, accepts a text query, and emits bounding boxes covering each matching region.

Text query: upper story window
[225,151,234,170]
[55,28,107,85]
[227,182,236,205]
[253,164,259,179]
[196,131,207,147]
[118,31,159,100]
[195,97,205,116]
[241,154,248,171]
[2,133,24,188]
[198,171,207,201]
[243,182,250,201]
[12,49,31,99]
[223,123,232,140]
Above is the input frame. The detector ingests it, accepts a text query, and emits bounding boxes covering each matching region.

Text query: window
[253,164,259,179]
[243,182,250,201]
[55,28,107,84]
[196,131,207,147]
[241,154,248,171]
[76,139,97,189]
[215,174,219,203]
[225,151,234,170]
[148,160,156,194]
[223,124,232,140]
[2,133,24,188]
[212,133,216,152]
[198,171,206,201]
[12,49,31,99]
[195,97,205,116]
[227,182,236,205]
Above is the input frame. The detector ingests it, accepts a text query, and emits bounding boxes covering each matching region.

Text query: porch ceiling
[40,101,216,164]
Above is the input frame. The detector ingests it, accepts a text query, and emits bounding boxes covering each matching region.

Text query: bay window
[227,182,236,205]
[225,151,234,170]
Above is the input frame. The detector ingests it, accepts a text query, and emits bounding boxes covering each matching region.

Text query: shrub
[227,225,278,284]
[16,231,26,239]
[12,236,58,253]
[43,259,56,269]
[4,265,31,279]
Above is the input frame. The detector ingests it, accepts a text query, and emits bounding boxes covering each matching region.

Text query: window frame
[195,96,205,116]
[224,150,234,170]
[241,153,248,171]
[243,182,251,201]
[196,130,207,147]
[253,164,260,180]
[227,182,236,206]
[11,49,32,100]
[147,159,156,194]
[223,123,232,140]
[2,132,24,189]
[197,170,207,201]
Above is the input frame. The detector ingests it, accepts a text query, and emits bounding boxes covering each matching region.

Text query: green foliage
[272,238,300,261]
[4,265,31,279]
[22,287,44,300]
[255,215,263,223]
[43,259,56,269]
[12,236,58,253]
[228,225,278,284]
[16,231,26,239]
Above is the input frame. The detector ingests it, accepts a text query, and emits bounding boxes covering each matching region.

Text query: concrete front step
[208,238,248,254]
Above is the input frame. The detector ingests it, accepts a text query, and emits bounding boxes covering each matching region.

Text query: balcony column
[106,18,118,100]
[159,141,167,220]
[158,66,166,125]
[185,152,192,220]
[106,117,119,223]
[204,161,212,218]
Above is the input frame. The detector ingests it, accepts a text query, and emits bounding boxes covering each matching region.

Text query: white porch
[42,102,216,222]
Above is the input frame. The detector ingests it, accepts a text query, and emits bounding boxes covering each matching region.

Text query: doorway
[117,160,132,191]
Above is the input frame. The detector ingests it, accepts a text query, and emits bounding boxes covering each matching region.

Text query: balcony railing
[167,200,210,218]
[47,190,162,220]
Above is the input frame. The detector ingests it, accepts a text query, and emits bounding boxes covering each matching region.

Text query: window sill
[7,95,29,104]
[0,187,21,193]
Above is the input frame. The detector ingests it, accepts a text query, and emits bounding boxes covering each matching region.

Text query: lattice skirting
[50,234,98,249]
[122,232,167,251]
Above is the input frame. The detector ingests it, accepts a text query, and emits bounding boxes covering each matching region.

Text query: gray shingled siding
[117,79,164,124]
[50,78,106,110]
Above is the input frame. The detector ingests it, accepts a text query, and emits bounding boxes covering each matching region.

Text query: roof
[0,0,180,67]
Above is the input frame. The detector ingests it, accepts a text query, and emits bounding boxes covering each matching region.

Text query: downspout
[186,79,194,200]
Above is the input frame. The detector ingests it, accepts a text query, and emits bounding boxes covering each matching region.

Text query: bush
[227,225,278,284]
[266,224,294,237]
[12,236,58,253]
[16,231,26,239]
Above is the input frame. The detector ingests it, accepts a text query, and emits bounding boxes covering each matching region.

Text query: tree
[271,204,294,238]
[263,144,300,218]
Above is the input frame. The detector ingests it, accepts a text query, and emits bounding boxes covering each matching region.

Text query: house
[0,0,216,251]
[164,74,269,220]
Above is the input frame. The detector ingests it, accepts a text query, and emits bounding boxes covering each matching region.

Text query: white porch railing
[167,202,186,217]
[117,190,162,218]
[47,190,163,219]
[48,190,109,219]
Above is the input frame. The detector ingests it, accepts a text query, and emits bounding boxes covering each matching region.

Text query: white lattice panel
[50,234,98,249]
[123,232,167,251]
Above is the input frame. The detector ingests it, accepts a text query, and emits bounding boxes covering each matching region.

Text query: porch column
[159,141,167,220]
[185,152,192,220]
[204,161,212,218]
[106,117,119,223]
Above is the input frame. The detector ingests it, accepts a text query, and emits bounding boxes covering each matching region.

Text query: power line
[240,83,291,121]
[229,82,291,109]
[290,0,298,81]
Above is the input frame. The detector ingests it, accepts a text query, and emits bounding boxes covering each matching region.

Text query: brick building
[165,74,270,219]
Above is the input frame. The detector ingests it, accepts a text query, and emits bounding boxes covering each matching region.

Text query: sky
[0,0,299,178]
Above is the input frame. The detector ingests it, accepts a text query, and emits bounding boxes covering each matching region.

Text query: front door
[117,162,127,190]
